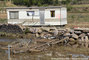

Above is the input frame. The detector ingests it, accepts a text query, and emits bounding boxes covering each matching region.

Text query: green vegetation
[0,19,7,24]
[12,0,60,7]
[0,0,78,7]
[24,28,30,34]
[11,0,89,7]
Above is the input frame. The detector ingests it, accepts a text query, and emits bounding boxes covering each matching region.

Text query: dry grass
[6,2,17,7]
[0,1,16,7]
[57,46,89,55]
[66,13,89,28]
[72,4,89,8]
[0,14,7,19]
[48,46,89,56]
[65,22,89,28]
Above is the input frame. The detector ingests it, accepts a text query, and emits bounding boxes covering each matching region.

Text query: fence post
[8,45,11,60]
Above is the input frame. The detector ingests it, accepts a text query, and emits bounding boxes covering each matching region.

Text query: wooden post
[8,45,11,60]
[81,37,84,47]
[85,36,89,48]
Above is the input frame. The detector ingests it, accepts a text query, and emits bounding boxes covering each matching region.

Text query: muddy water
[0,38,16,42]
[0,39,89,60]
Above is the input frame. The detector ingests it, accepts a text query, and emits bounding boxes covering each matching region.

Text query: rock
[53,29,58,36]
[29,28,36,33]
[48,36,56,40]
[40,32,46,38]
[85,36,89,42]
[66,28,71,32]
[69,38,75,42]
[71,33,78,39]
[79,33,86,38]
[84,36,89,48]
[64,33,71,37]
[70,29,74,34]
[36,28,43,33]
[36,33,40,37]
[74,31,82,34]
[81,37,85,47]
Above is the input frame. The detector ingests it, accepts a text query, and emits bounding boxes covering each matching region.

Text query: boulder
[71,33,78,39]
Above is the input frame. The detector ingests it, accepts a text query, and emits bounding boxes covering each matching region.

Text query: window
[50,11,55,17]
[27,11,34,16]
[9,11,19,19]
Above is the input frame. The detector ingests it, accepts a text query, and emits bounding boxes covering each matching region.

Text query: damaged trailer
[6,6,67,26]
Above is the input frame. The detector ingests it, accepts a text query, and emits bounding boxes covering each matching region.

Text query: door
[39,9,45,25]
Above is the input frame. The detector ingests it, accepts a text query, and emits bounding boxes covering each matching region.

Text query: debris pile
[2,27,89,54]
[0,24,23,33]
[30,27,89,48]
[35,28,59,39]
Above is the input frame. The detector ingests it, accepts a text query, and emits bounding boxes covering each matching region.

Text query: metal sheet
[39,9,45,24]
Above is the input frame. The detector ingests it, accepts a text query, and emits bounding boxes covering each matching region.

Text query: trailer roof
[6,6,66,9]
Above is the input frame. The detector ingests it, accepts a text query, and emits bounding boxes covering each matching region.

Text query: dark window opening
[51,11,55,17]
[27,11,34,16]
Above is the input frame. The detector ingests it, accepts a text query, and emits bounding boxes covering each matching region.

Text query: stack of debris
[35,27,59,39]
[34,27,89,48]
[0,24,23,33]
[2,27,89,54]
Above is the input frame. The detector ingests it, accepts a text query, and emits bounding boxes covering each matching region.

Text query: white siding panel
[19,11,27,19]
[55,9,60,19]
[45,9,61,19]
[60,8,67,25]
[15,9,40,19]
[61,8,67,18]
[45,10,50,19]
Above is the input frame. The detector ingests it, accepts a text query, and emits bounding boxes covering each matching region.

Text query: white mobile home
[6,6,67,26]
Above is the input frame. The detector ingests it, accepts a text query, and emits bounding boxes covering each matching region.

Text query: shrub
[67,5,73,11]
[24,28,30,34]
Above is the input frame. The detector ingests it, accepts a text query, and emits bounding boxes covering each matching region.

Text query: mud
[0,39,89,60]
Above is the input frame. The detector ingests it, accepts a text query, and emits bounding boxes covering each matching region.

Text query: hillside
[0,0,89,27]
[0,1,16,21]
[0,1,16,7]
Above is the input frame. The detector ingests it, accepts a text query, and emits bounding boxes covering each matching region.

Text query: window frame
[50,10,55,17]
[9,11,19,19]
[27,11,35,16]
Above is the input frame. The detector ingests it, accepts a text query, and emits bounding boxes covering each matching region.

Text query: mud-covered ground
[0,39,89,60]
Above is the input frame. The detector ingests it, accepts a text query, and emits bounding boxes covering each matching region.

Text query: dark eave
[6,6,66,9]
